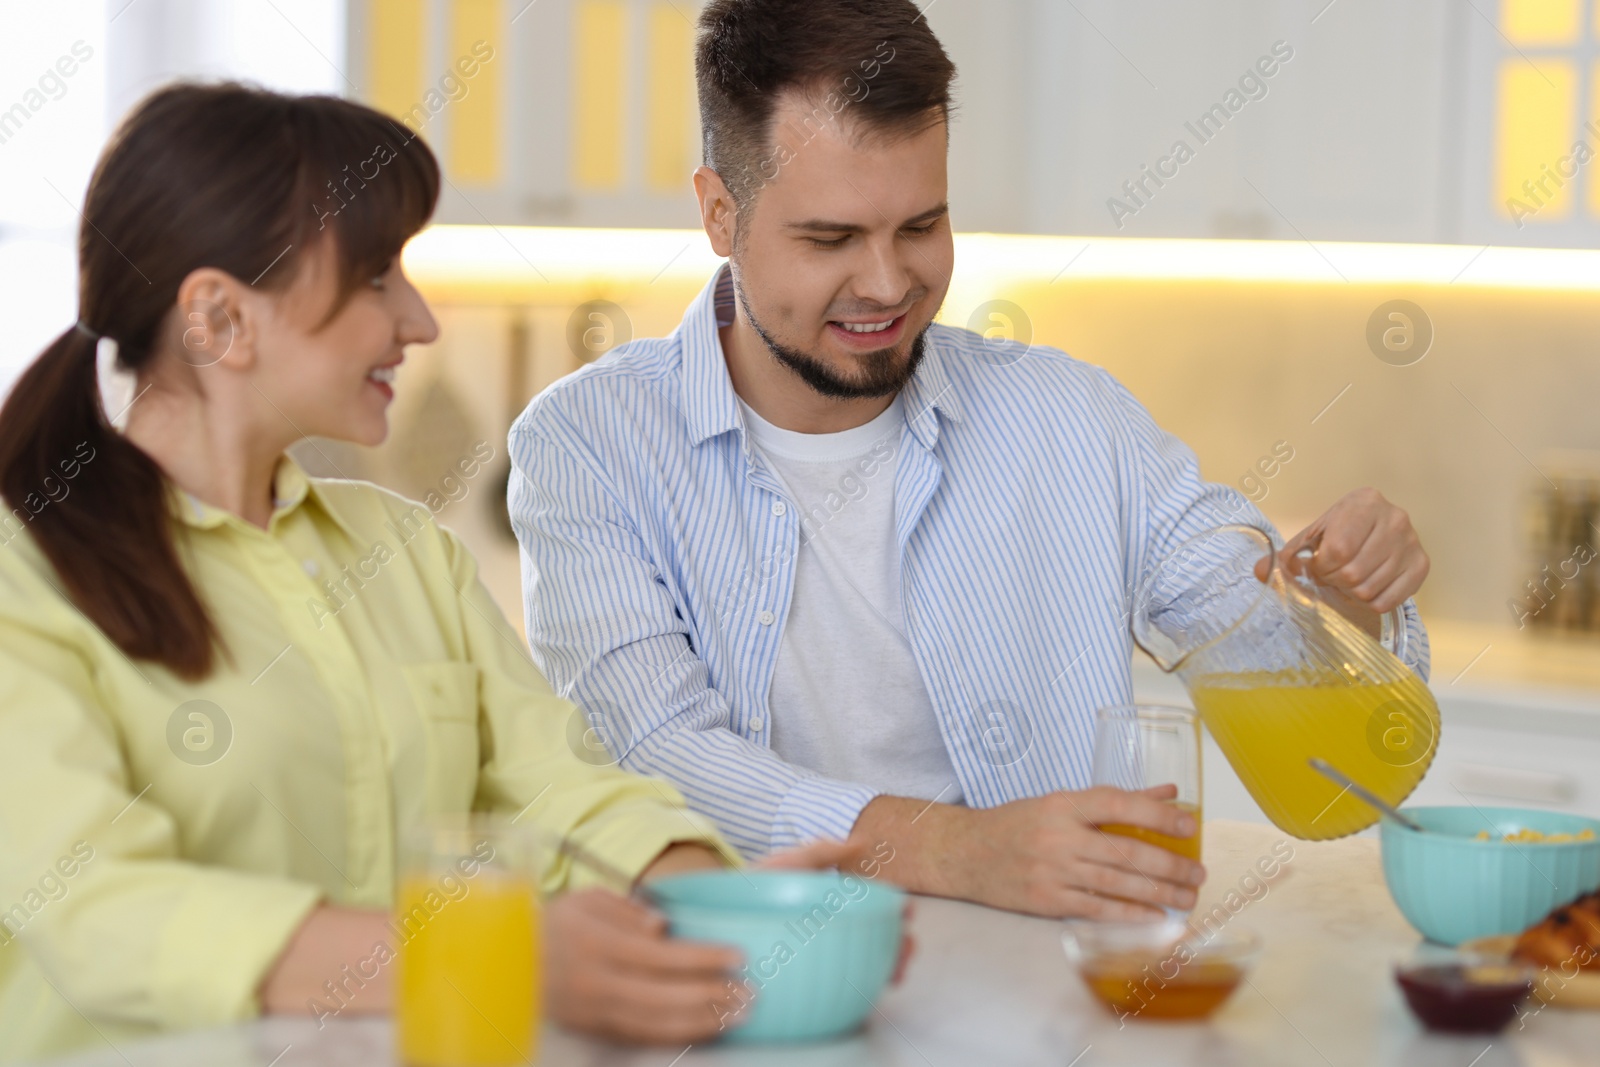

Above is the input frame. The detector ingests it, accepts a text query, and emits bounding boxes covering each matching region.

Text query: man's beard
[734,275,929,400]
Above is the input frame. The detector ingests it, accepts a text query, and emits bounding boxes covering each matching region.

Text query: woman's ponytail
[0,324,217,676]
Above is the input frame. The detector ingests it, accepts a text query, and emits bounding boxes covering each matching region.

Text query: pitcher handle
[1379,605,1409,663]
[1295,534,1410,663]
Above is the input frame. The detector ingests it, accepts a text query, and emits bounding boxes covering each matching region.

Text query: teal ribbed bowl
[651,870,904,1043]
[1381,806,1600,946]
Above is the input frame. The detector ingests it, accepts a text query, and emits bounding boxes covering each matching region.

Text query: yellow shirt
[0,457,737,1062]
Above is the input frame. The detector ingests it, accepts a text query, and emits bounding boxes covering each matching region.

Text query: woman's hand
[544,888,748,1044]
[258,905,392,1016]
[547,834,918,1046]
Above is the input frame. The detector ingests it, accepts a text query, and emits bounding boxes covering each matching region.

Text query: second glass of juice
[395,817,542,1067]
[1092,704,1203,864]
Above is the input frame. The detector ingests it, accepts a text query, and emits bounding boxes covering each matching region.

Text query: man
[509,0,1430,919]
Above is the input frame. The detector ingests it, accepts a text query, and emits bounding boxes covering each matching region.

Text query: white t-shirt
[739,396,965,805]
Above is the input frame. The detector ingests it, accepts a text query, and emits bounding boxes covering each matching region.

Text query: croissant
[1512,891,1600,972]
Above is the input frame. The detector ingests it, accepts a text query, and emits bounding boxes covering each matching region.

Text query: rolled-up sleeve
[0,615,322,1033]
[508,421,879,859]
[1101,367,1431,682]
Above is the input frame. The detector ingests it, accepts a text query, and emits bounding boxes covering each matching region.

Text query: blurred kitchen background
[2,0,1597,819]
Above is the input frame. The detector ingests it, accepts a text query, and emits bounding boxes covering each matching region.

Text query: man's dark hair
[695,0,957,206]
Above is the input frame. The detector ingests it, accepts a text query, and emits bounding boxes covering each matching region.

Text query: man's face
[726,93,954,399]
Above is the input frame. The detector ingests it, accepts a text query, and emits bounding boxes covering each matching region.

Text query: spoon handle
[1308,758,1426,833]
[532,827,662,907]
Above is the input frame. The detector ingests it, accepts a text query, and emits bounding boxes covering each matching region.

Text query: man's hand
[1255,487,1429,620]
[851,786,1204,919]
[544,888,748,1044]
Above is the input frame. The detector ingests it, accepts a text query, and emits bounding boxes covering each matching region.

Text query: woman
[0,83,785,1060]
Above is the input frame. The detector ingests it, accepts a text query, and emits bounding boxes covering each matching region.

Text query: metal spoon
[1308,758,1427,833]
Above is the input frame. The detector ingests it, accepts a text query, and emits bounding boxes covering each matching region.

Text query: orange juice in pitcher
[1132,525,1439,840]
[1191,669,1437,839]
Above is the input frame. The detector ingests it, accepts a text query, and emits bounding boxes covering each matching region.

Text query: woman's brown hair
[0,83,440,678]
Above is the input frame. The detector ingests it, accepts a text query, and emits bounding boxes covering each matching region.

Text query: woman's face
[246,237,438,448]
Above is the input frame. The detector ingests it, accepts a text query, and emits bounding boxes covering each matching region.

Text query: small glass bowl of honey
[1062,918,1261,1022]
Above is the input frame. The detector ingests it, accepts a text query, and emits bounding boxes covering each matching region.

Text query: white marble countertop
[29,821,1600,1067]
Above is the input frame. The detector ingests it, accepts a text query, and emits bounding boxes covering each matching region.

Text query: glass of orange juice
[395,817,542,1067]
[1092,705,1203,865]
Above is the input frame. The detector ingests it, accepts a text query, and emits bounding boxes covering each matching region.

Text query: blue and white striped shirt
[508,265,1431,859]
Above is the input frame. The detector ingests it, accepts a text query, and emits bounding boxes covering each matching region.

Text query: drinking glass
[395,816,543,1067]
[1092,704,1203,863]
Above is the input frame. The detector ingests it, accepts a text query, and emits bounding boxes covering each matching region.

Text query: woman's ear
[173,267,250,371]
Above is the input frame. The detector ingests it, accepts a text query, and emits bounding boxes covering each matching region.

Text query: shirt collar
[678,263,964,447]
[679,265,744,446]
[901,333,962,449]
[172,453,363,541]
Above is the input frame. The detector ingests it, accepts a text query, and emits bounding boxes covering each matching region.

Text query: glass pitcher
[1130,524,1439,840]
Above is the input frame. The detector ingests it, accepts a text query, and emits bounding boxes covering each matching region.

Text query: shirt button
[302,559,320,577]
[771,501,787,517]
[749,715,765,731]
[757,610,776,626]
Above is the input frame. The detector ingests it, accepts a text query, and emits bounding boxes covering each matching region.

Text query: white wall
[0,0,345,398]
[0,7,107,397]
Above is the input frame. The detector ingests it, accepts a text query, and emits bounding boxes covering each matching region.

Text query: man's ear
[173,267,251,370]
[693,165,738,258]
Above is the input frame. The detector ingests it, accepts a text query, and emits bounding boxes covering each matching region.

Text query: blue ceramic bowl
[1381,806,1600,946]
[650,870,904,1043]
